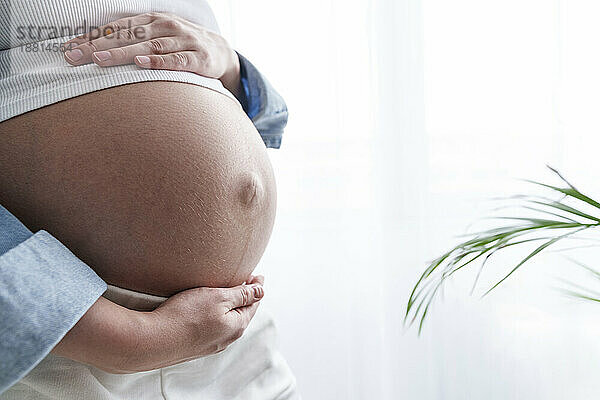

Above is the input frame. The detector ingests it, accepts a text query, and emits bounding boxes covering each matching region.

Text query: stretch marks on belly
[0,81,277,296]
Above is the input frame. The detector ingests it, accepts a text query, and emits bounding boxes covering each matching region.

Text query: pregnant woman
[0,1,296,399]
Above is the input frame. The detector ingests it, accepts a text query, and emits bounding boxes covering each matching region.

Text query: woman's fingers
[64,13,189,66]
[90,37,181,66]
[220,283,264,344]
[65,24,153,65]
[224,283,264,310]
[61,12,236,84]
[134,51,201,73]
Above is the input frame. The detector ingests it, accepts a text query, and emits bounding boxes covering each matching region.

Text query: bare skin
[53,275,265,373]
[0,81,277,296]
[0,12,278,373]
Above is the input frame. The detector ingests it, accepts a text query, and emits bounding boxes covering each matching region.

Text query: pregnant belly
[0,81,276,296]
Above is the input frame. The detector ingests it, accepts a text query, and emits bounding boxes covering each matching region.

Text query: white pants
[2,285,299,400]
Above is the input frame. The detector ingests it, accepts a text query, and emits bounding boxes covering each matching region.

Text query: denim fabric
[0,207,32,255]
[238,52,289,149]
[0,207,107,394]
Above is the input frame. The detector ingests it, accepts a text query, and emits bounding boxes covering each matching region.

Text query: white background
[209,1,600,398]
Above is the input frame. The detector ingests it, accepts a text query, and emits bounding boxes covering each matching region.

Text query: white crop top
[0,0,235,122]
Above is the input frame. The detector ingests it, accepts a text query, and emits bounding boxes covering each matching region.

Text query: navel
[238,172,264,207]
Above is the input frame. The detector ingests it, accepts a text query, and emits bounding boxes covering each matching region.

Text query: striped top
[0,0,235,122]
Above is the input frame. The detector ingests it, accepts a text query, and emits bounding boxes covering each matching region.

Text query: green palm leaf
[406,167,600,334]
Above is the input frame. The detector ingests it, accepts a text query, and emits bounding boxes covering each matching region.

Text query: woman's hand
[132,275,266,372]
[62,12,243,99]
[53,275,265,373]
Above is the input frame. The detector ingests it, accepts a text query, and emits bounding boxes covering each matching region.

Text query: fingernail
[93,51,111,62]
[65,48,83,62]
[253,285,263,299]
[136,55,150,65]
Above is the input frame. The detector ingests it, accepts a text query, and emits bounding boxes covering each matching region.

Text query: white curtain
[209,1,600,398]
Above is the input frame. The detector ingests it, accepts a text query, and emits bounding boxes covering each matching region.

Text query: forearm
[221,49,244,102]
[55,298,191,374]
[52,297,199,374]
[51,296,148,374]
[52,282,266,374]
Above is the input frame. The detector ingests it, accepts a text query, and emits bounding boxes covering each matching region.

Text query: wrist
[115,309,183,372]
[52,297,149,373]
[220,50,244,101]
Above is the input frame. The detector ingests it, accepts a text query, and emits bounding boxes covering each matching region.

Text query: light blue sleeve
[0,206,107,394]
[237,52,289,149]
